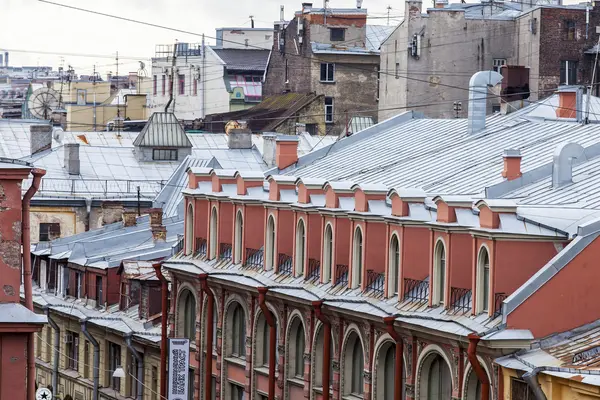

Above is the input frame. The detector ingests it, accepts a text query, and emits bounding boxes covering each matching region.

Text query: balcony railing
[219,243,232,260]
[244,248,264,269]
[306,259,321,282]
[365,270,385,296]
[172,234,184,255]
[334,264,349,287]
[449,287,472,313]
[493,292,507,318]
[195,238,207,256]
[403,278,429,303]
[278,253,293,276]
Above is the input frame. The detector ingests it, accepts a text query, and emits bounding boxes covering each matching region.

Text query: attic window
[39,223,60,242]
[564,20,576,40]
[330,28,345,41]
[152,149,178,161]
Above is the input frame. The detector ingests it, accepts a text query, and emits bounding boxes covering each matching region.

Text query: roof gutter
[153,263,168,400]
[200,274,214,400]
[45,307,60,396]
[313,301,331,400]
[125,334,144,400]
[522,368,547,400]
[258,287,276,400]
[467,334,490,400]
[23,168,45,400]
[384,316,404,400]
[80,319,100,400]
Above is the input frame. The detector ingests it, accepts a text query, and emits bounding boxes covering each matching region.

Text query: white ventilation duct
[467,71,503,135]
[552,142,586,188]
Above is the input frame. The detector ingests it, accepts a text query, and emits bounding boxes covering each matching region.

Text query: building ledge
[0,303,47,329]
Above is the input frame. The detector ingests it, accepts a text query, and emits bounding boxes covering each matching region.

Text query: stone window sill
[287,377,304,387]
[313,386,333,395]
[343,394,364,400]
[225,356,246,368]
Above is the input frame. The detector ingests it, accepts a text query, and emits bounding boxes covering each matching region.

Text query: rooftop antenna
[250,15,255,28]
[324,0,329,24]
[387,5,392,25]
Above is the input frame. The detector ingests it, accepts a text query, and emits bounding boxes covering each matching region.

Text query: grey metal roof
[210,48,270,72]
[133,112,192,148]
[365,25,395,52]
[0,303,47,324]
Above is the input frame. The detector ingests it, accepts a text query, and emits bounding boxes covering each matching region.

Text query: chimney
[468,71,503,135]
[122,211,138,227]
[357,0,363,8]
[406,0,423,18]
[149,208,167,242]
[228,128,252,149]
[262,133,277,167]
[4,52,8,67]
[501,149,522,181]
[280,5,285,21]
[556,86,583,120]
[107,72,112,82]
[64,143,80,175]
[434,0,448,7]
[302,2,313,13]
[30,124,53,155]
[276,136,299,170]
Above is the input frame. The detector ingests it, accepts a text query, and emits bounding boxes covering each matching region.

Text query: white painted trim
[351,225,364,289]
[433,238,447,306]
[322,222,334,283]
[295,218,307,276]
[388,233,401,297]
[476,244,491,314]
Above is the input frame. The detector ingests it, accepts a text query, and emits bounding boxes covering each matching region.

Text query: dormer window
[234,211,243,264]
[323,224,333,283]
[477,247,491,314]
[388,234,400,297]
[295,219,306,276]
[210,207,218,259]
[433,240,446,305]
[266,215,276,270]
[351,227,363,289]
[152,149,178,161]
[330,27,345,41]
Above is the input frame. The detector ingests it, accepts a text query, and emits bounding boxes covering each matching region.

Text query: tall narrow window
[343,333,364,396]
[161,75,166,95]
[108,342,122,391]
[262,318,270,366]
[193,78,198,96]
[323,224,333,283]
[325,97,334,123]
[95,275,103,305]
[560,60,578,85]
[178,289,196,341]
[389,235,400,296]
[169,76,173,96]
[266,216,276,270]
[383,345,395,399]
[294,327,305,378]
[231,304,246,358]
[295,220,306,276]
[186,203,194,255]
[210,207,218,259]
[153,75,157,95]
[352,227,363,289]
[178,74,185,95]
[477,248,491,313]
[565,20,576,40]
[320,63,335,82]
[234,211,243,264]
[434,241,446,305]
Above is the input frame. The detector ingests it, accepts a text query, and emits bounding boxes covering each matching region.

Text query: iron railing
[493,292,507,318]
[449,287,472,313]
[365,270,385,296]
[195,238,207,256]
[172,234,184,255]
[244,248,264,269]
[219,243,232,260]
[403,278,429,303]
[306,259,321,282]
[23,177,166,196]
[278,253,293,276]
[334,264,349,287]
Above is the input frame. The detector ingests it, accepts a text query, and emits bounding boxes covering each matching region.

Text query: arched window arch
[295,219,306,276]
[322,224,333,283]
[352,227,363,289]
[209,207,218,259]
[185,203,194,255]
[288,317,306,379]
[265,215,276,270]
[388,234,400,297]
[313,324,334,390]
[476,247,491,314]
[375,339,406,400]
[177,289,196,341]
[343,331,364,396]
[433,240,446,305]
[234,211,243,264]
[227,302,246,358]
[418,352,452,400]
[256,310,278,369]
[464,365,491,400]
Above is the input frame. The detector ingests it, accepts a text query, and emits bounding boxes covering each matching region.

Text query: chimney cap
[503,149,522,158]
[275,135,300,143]
[387,187,427,201]
[235,170,265,180]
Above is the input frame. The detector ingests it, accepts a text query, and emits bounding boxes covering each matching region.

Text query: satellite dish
[28,87,60,119]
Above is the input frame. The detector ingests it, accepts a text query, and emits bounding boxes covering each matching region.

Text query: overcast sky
[2,0,407,76]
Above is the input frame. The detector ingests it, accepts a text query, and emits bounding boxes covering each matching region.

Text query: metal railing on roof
[219,243,232,260]
[195,238,207,256]
[449,287,472,313]
[23,178,166,196]
[244,248,264,269]
[365,269,385,296]
[306,258,321,282]
[403,278,429,303]
[278,253,293,276]
[493,292,507,319]
[334,264,349,287]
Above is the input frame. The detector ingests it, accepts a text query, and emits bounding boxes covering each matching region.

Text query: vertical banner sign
[168,338,190,400]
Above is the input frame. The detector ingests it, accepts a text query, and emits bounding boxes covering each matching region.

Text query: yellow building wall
[30,207,82,244]
[502,367,600,399]
[54,81,113,104]
[123,94,147,120]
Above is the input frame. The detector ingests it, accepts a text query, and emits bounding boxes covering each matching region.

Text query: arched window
[295,220,306,276]
[234,211,243,264]
[313,325,334,390]
[343,332,364,396]
[266,216,276,270]
[419,353,452,400]
[177,289,196,341]
[465,366,491,400]
[262,318,270,366]
[376,341,405,400]
[230,304,246,358]
[433,241,446,305]
[384,345,395,399]
[209,207,218,259]
[288,318,305,379]
[477,247,491,314]
[185,203,194,255]
[388,235,400,297]
[323,224,333,283]
[352,227,363,289]
[256,312,277,368]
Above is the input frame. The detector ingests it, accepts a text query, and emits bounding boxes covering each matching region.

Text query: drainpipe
[200,274,214,400]
[23,168,45,400]
[125,334,144,400]
[81,319,100,400]
[467,334,490,400]
[313,301,331,400]
[383,316,404,400]
[45,307,60,397]
[258,287,276,400]
[523,368,547,400]
[153,263,168,399]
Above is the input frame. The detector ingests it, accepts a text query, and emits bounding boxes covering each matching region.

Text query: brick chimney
[276,136,299,170]
[556,86,583,120]
[64,143,80,175]
[501,149,522,181]
[149,208,166,242]
[434,0,448,7]
[122,211,137,227]
[30,124,52,155]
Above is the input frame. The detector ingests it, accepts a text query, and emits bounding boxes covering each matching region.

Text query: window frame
[330,27,346,41]
[266,215,276,270]
[388,234,400,297]
[476,247,491,314]
[320,63,336,83]
[178,74,185,95]
[295,219,306,276]
[325,97,334,123]
[65,331,79,370]
[493,58,507,73]
[152,149,178,161]
[433,240,446,305]
[565,20,576,40]
[231,304,246,359]
[323,223,333,283]
[210,207,218,259]
[351,226,364,289]
[153,75,157,96]
[161,75,166,95]
[234,210,244,264]
[560,60,578,85]
[39,222,61,242]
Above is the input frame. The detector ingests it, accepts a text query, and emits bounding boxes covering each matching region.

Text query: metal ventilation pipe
[45,307,60,397]
[81,320,100,400]
[125,334,144,400]
[523,368,547,400]
[467,71,503,135]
